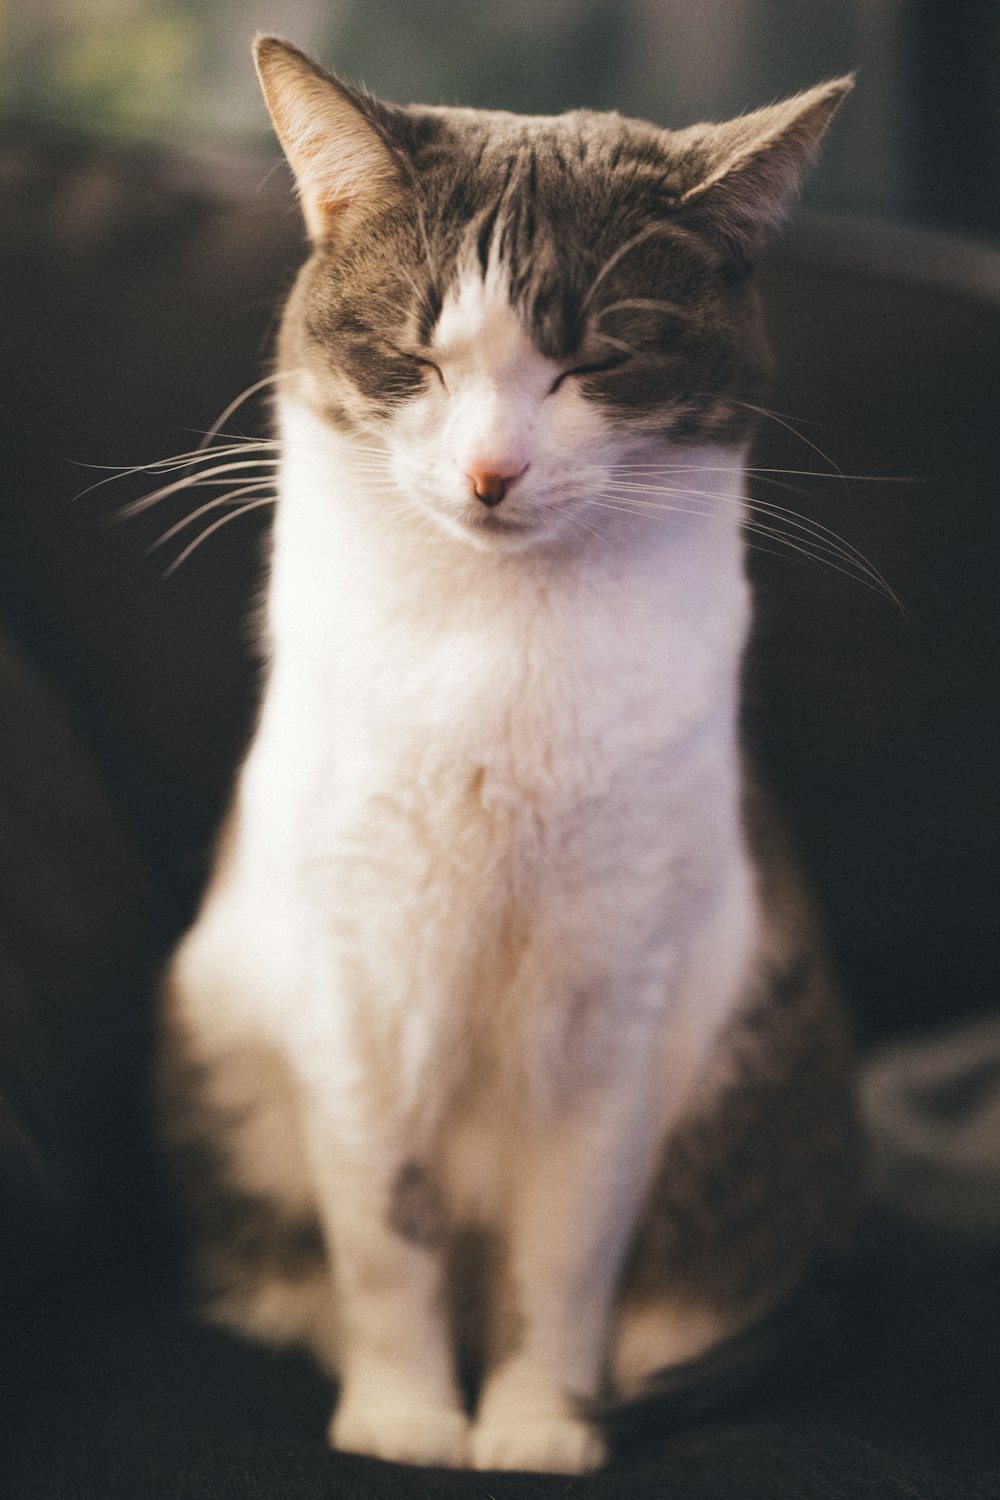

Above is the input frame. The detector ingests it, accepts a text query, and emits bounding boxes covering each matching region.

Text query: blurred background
[1,0,999,242]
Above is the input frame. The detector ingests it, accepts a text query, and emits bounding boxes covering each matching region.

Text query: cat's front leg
[471,1026,668,1474]
[299,1094,469,1467]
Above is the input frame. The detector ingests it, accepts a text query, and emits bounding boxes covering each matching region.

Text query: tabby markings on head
[265,57,854,454]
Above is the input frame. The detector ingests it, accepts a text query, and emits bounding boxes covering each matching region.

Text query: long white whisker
[117,459,284,519]
[395,262,437,332]
[731,399,850,489]
[740,518,904,601]
[195,371,298,454]
[148,482,277,551]
[163,496,276,576]
[593,483,901,605]
[606,478,864,554]
[597,296,684,321]
[605,463,917,482]
[601,475,897,599]
[587,494,695,521]
[74,441,279,475]
[72,443,279,502]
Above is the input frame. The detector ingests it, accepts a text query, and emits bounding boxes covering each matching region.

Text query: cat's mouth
[459,508,548,551]
[408,489,552,551]
[466,509,534,535]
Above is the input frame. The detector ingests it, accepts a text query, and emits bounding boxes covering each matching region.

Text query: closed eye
[407,353,445,388]
[386,345,446,387]
[548,355,631,395]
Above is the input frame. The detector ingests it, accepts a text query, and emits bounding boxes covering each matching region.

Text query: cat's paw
[330,1396,469,1467]
[470,1414,607,1474]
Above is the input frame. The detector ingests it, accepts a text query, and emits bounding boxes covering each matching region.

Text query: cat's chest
[257,507,746,892]
[305,601,712,833]
[258,628,734,1004]
[301,658,603,896]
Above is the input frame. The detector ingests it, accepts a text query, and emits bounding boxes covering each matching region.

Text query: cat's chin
[422,505,561,554]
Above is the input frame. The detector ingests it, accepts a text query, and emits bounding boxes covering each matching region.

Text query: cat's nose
[467,465,528,507]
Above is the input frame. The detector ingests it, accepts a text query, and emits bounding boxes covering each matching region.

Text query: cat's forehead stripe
[434,262,519,358]
[433,258,557,385]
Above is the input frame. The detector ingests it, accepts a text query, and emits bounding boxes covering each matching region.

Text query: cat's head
[256,38,850,552]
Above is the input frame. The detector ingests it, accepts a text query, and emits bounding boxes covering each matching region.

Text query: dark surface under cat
[4,1219,999,1498]
[1,134,999,1497]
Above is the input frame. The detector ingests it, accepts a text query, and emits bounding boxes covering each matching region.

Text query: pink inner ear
[255,42,401,240]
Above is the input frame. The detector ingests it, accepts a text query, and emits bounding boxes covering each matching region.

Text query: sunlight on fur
[154,36,860,1475]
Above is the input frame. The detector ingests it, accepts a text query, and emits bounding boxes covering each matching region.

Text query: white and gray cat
[160,37,857,1474]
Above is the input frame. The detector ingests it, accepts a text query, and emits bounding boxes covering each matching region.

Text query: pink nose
[467,465,527,507]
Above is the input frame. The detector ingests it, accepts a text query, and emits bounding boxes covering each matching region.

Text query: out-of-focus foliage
[0,0,312,141]
[0,0,639,141]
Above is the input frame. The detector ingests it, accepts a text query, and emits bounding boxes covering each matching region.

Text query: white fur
[168,265,761,1472]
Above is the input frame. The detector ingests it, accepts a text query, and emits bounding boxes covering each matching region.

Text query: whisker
[593,483,902,606]
[732,399,850,491]
[72,443,279,500]
[165,437,281,463]
[591,333,635,356]
[116,459,284,519]
[601,479,744,503]
[587,494,695,521]
[740,518,906,602]
[74,440,279,474]
[600,468,900,604]
[603,478,884,579]
[148,481,277,551]
[163,496,276,576]
[747,503,895,598]
[746,474,812,499]
[736,401,831,430]
[615,488,888,589]
[605,463,918,483]
[195,371,298,454]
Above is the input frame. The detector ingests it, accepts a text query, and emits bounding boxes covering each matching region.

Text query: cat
[159,35,858,1474]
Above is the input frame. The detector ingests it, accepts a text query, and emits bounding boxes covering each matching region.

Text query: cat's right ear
[253,36,403,242]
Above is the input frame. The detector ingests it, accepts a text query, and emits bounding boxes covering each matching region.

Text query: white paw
[470,1414,607,1474]
[330,1396,469,1467]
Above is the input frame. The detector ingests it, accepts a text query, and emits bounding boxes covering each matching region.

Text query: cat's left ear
[671,77,854,265]
[253,35,405,242]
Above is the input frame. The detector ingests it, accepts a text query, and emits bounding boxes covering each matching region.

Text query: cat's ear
[253,35,404,242]
[671,77,853,265]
